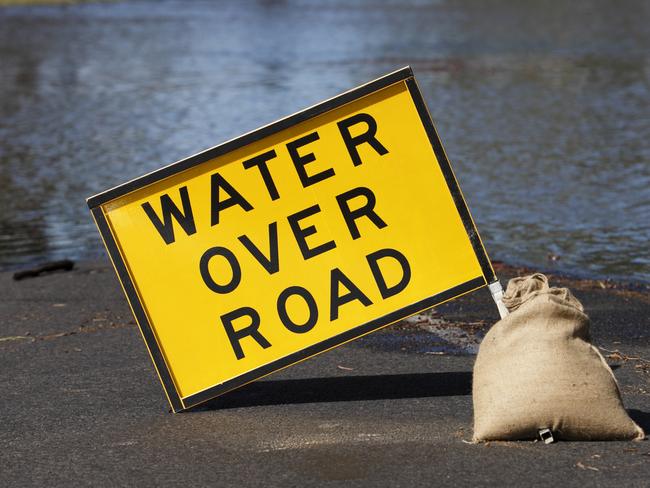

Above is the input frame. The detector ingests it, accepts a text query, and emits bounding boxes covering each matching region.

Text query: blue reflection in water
[0,0,648,281]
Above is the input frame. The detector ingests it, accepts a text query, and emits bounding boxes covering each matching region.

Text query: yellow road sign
[88,67,497,412]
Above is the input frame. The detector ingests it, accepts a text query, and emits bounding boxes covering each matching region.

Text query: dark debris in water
[13,259,74,280]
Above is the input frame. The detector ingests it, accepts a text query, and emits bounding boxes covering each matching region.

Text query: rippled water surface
[1,0,649,281]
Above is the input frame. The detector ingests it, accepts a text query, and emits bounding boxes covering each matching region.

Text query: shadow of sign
[195,371,472,410]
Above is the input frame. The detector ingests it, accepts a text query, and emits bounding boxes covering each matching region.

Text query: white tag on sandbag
[538,428,555,444]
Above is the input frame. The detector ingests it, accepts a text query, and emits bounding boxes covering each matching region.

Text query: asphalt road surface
[1,262,648,486]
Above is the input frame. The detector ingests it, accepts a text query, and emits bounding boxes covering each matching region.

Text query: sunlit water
[0,0,648,281]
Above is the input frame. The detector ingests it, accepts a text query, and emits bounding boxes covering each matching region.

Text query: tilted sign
[88,67,498,412]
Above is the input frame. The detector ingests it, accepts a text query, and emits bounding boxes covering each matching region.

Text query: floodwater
[0,0,649,281]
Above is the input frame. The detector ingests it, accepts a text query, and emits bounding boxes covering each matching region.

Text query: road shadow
[628,409,650,432]
[194,371,472,410]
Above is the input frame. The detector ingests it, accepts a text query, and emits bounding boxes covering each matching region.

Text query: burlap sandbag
[473,273,644,441]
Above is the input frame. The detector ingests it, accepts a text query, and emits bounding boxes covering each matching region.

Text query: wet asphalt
[1,261,648,487]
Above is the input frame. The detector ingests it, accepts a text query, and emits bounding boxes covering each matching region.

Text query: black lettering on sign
[242,150,280,201]
[200,246,241,294]
[286,132,335,188]
[220,307,271,360]
[141,186,196,245]
[277,286,318,334]
[210,173,253,226]
[337,113,389,166]
[367,248,412,299]
[330,268,372,321]
[238,222,280,274]
[287,204,337,260]
[336,186,387,240]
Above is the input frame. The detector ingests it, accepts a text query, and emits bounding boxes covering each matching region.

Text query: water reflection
[0,0,648,281]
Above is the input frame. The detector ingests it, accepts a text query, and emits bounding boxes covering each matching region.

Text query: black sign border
[88,67,496,412]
